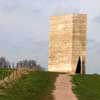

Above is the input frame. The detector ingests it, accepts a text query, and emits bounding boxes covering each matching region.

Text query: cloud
[93,15,100,23]
[0,0,19,13]
[87,38,100,53]
[86,38,100,73]
[53,5,86,16]
[87,39,97,50]
[0,0,100,73]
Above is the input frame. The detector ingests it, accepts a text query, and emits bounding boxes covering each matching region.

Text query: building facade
[48,14,87,74]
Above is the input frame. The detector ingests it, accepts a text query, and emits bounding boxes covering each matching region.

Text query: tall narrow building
[48,14,87,74]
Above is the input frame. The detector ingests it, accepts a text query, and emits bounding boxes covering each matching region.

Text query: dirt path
[52,74,77,100]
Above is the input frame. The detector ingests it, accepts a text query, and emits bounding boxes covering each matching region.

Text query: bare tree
[0,57,10,68]
[16,59,43,70]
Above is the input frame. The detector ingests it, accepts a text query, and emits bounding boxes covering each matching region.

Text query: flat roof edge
[50,14,87,18]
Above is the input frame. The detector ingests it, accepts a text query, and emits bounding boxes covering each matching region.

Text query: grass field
[1,70,100,100]
[0,71,58,100]
[72,74,100,100]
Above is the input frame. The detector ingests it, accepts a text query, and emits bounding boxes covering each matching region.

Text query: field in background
[72,75,100,100]
[0,71,58,100]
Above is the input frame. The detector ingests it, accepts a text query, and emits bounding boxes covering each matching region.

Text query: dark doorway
[76,57,81,73]
[82,60,85,74]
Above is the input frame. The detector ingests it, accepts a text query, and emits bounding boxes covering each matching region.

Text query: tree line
[0,57,43,70]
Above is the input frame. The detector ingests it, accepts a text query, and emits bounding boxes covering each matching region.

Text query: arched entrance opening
[76,56,81,74]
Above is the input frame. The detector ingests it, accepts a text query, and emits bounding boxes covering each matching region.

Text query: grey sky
[0,0,100,73]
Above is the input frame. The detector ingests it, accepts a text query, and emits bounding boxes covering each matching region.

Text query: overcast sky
[0,0,100,73]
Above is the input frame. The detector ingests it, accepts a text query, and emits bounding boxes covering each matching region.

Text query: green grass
[0,71,58,100]
[72,74,100,100]
[0,68,12,80]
